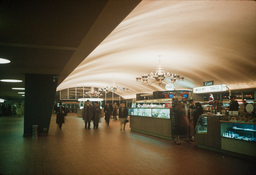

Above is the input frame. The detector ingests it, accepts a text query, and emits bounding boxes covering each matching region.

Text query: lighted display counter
[220,120,256,157]
[195,114,256,160]
[129,108,171,118]
[130,90,191,140]
[128,98,174,139]
[129,108,172,140]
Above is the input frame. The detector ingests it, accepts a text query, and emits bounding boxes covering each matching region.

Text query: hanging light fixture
[84,87,102,98]
[136,55,184,88]
[99,86,128,92]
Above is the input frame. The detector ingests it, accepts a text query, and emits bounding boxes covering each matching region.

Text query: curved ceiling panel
[58,1,256,99]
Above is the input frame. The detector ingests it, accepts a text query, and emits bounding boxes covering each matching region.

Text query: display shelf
[220,120,256,125]
[220,121,256,142]
[232,127,256,132]
[128,108,170,119]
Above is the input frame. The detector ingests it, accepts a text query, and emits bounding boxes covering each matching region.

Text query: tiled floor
[0,113,256,175]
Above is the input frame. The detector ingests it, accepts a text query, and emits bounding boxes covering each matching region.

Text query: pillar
[23,74,58,136]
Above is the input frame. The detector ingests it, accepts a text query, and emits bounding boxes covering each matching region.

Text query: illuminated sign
[203,81,214,86]
[165,84,174,90]
[193,84,227,93]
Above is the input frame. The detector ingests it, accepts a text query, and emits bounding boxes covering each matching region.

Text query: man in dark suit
[104,102,112,126]
[82,100,93,129]
[56,103,65,129]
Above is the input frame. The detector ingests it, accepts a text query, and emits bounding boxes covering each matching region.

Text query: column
[23,74,58,136]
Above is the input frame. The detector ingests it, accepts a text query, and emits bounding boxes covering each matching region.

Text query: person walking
[119,102,128,130]
[112,102,118,120]
[82,100,93,129]
[93,102,101,129]
[104,102,112,126]
[56,103,65,129]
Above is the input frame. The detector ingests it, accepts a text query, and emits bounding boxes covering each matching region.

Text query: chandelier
[85,87,103,98]
[99,86,129,93]
[136,55,184,87]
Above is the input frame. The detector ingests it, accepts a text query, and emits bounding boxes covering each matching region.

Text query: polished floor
[0,113,256,175]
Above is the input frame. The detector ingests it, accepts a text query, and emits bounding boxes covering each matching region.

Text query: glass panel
[151,108,170,118]
[128,108,138,116]
[221,122,256,141]
[69,88,76,99]
[195,115,208,134]
[60,89,68,100]
[137,108,151,117]
[77,87,84,98]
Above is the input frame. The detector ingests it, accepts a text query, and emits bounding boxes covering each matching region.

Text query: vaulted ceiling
[1,0,256,101]
[57,1,256,99]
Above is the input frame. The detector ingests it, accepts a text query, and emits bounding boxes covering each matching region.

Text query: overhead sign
[193,84,227,94]
[165,84,175,90]
[203,81,214,86]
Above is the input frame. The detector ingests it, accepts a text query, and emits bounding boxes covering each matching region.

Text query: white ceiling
[57,1,256,99]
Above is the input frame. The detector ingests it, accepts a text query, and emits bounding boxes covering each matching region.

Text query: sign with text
[193,84,227,94]
[203,81,214,86]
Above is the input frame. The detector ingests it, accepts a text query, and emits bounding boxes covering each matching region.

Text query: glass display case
[221,121,256,142]
[152,108,170,118]
[128,108,170,119]
[195,115,208,134]
[128,108,138,116]
[137,108,151,117]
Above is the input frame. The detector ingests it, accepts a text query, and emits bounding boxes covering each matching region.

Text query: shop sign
[203,81,214,86]
[193,84,227,93]
[165,84,175,90]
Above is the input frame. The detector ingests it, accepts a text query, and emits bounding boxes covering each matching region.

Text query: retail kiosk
[195,108,256,160]
[129,90,191,140]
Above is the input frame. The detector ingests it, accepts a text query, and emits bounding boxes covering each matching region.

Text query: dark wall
[24,74,58,136]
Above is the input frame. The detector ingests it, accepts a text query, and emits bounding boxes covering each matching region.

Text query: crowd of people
[0,103,24,117]
[56,100,129,131]
[55,95,256,145]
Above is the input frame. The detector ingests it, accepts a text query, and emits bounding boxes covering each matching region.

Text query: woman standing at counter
[119,103,128,131]
[174,103,189,145]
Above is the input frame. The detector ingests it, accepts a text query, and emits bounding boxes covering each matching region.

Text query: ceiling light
[0,79,22,83]
[12,88,25,90]
[0,58,11,64]
[18,92,25,94]
[136,55,184,88]
[78,98,103,102]
[99,86,129,92]
[0,98,5,103]
[22,95,25,97]
[85,87,103,98]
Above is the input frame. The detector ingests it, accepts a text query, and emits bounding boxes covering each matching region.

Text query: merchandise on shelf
[220,121,256,142]
[128,108,170,119]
